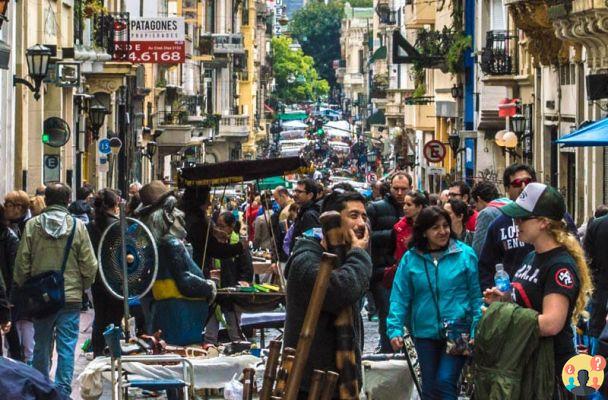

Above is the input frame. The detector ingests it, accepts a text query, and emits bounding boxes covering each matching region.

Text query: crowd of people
[0,161,606,399]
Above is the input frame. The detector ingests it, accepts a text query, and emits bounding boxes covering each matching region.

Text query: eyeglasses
[293,189,308,195]
[448,192,462,198]
[510,177,533,188]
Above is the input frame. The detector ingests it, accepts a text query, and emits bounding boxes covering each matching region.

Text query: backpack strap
[60,217,77,274]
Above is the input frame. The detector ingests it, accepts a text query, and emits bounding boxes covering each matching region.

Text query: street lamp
[13,44,52,100]
[451,83,463,99]
[146,141,158,159]
[448,131,461,155]
[510,113,525,139]
[89,104,107,140]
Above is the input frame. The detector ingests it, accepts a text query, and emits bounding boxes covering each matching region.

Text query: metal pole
[119,202,131,340]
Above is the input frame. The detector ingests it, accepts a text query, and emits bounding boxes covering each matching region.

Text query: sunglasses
[510,177,533,188]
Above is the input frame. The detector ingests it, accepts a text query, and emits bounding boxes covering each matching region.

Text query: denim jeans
[414,338,466,400]
[370,279,392,353]
[32,306,80,397]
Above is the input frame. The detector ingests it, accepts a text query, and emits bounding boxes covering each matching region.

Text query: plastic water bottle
[494,263,511,292]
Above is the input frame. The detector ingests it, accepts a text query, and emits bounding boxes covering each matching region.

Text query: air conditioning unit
[586,74,608,101]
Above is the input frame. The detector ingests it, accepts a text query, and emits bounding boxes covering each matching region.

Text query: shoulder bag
[13,217,77,319]
[423,258,472,356]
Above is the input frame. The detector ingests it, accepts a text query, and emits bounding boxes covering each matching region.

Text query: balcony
[157,111,190,126]
[480,31,532,86]
[344,72,365,86]
[480,31,518,76]
[405,0,436,28]
[218,115,249,138]
[200,33,245,55]
[376,0,397,26]
[385,102,405,118]
[370,74,389,100]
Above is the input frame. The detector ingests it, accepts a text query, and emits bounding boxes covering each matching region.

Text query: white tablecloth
[77,354,260,400]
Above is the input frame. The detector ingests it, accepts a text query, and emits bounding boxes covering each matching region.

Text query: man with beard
[366,171,411,353]
[284,190,371,399]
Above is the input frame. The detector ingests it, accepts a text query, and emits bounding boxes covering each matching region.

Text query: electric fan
[98,205,158,338]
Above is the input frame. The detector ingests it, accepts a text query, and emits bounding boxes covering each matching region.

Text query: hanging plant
[202,114,221,129]
[446,33,472,74]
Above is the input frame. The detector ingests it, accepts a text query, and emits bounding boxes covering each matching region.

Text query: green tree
[271,36,330,104]
[290,0,372,89]
[289,1,343,89]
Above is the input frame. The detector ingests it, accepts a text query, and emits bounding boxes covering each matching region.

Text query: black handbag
[13,217,76,319]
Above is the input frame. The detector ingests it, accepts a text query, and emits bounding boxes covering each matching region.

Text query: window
[242,0,250,26]
[230,143,242,160]
[560,64,575,86]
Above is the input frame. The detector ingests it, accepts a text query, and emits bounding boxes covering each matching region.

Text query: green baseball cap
[500,182,566,221]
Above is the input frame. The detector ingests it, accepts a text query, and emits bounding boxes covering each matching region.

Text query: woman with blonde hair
[29,195,46,217]
[3,190,31,238]
[484,183,592,394]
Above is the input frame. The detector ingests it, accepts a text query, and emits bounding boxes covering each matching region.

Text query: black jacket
[87,213,122,302]
[185,208,243,268]
[366,195,404,280]
[288,201,320,252]
[0,227,19,293]
[69,200,93,224]
[284,237,371,396]
[584,214,608,336]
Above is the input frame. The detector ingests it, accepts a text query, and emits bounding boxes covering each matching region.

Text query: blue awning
[556,118,608,147]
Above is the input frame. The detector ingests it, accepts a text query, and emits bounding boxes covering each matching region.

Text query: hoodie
[13,205,98,304]
[471,198,512,256]
[68,200,92,224]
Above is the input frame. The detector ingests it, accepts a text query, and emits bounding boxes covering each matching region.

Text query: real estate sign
[115,17,186,64]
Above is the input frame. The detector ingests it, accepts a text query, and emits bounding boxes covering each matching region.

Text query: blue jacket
[387,239,483,340]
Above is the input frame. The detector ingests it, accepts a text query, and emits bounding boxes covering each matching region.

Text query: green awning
[369,46,387,64]
[277,112,308,121]
[367,110,386,125]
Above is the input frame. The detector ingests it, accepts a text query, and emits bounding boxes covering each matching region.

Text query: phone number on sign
[128,51,184,63]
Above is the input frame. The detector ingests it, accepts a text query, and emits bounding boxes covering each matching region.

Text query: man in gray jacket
[14,182,98,397]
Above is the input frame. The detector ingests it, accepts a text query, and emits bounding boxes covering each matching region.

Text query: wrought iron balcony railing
[480,30,518,76]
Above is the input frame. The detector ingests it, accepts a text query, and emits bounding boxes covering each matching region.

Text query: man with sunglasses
[477,164,536,290]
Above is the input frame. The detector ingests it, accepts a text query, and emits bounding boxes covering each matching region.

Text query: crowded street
[2,0,608,399]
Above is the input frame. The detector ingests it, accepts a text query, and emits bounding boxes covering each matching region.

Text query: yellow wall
[239,0,257,155]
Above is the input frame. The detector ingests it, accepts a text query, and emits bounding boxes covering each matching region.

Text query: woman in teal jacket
[387,206,482,400]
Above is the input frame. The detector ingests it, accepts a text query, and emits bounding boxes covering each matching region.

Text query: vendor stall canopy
[556,118,608,147]
[178,157,311,187]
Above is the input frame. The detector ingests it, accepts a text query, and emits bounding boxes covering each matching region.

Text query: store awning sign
[116,17,185,64]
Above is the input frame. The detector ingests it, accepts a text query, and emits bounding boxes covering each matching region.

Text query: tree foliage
[271,36,330,104]
[289,2,338,88]
[289,0,372,88]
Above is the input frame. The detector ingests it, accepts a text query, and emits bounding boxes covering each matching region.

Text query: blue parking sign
[98,139,111,154]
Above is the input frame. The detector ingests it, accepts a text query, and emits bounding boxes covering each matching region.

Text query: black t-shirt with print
[510,247,580,370]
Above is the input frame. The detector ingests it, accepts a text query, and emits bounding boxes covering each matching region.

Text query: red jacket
[465,209,478,232]
[393,217,414,266]
[245,204,260,241]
